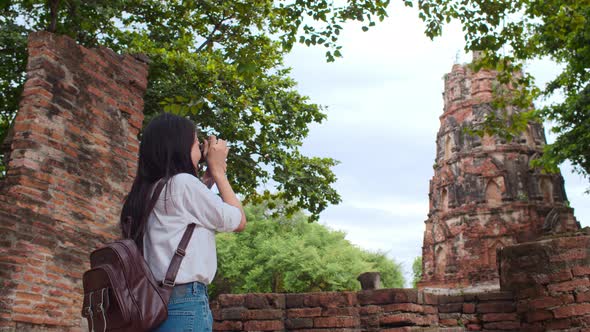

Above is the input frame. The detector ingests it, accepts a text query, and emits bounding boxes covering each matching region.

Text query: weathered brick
[476,291,514,301]
[220,307,246,320]
[520,322,545,332]
[548,270,574,283]
[241,309,283,320]
[463,303,476,314]
[422,292,438,305]
[285,293,306,308]
[545,318,572,330]
[12,307,41,315]
[210,308,221,320]
[476,301,515,313]
[573,266,590,277]
[439,313,460,320]
[287,307,322,318]
[548,278,590,293]
[553,303,590,319]
[358,289,418,305]
[243,320,284,331]
[382,303,424,313]
[466,323,482,330]
[525,309,553,322]
[380,313,426,326]
[576,290,590,303]
[423,305,437,314]
[12,315,45,325]
[213,320,243,331]
[438,295,465,304]
[15,292,42,302]
[244,293,285,309]
[314,316,359,328]
[439,303,463,313]
[217,294,246,307]
[527,294,574,309]
[571,314,590,327]
[304,292,357,308]
[550,248,588,262]
[482,312,518,322]
[482,321,521,330]
[515,286,548,299]
[322,307,359,317]
[440,318,459,326]
[285,318,314,329]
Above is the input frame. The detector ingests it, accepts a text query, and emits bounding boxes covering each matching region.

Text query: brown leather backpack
[81,181,196,332]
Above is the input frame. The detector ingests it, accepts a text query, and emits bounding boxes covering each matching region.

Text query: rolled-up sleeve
[179,174,242,232]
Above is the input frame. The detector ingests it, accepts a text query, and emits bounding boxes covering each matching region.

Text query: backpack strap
[145,179,166,222]
[122,179,166,240]
[161,223,196,288]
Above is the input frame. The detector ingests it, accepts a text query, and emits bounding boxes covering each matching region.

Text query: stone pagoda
[419,54,579,291]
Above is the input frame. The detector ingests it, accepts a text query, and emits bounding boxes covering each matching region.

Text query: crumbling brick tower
[419,55,579,291]
[0,32,148,331]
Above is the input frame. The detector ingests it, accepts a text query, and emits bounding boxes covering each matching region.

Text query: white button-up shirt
[143,173,241,285]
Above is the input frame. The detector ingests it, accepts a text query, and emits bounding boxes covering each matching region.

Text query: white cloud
[347,196,428,218]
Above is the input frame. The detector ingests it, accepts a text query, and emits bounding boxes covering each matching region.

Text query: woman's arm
[212,172,246,232]
[206,135,247,232]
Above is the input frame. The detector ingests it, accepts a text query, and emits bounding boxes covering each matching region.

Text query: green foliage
[412,0,590,184]
[0,0,391,217]
[211,201,404,297]
[411,256,422,288]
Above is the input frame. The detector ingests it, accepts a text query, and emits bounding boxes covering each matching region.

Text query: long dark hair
[120,113,198,248]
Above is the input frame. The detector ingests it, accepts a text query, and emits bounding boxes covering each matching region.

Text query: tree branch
[47,0,60,32]
[195,15,232,52]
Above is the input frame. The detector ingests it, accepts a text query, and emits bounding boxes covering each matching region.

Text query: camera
[198,143,207,164]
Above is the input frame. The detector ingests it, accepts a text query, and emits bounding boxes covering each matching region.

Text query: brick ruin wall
[0,32,147,331]
[211,232,590,331]
[1,33,590,332]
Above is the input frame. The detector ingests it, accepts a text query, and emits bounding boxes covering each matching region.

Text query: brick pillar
[0,32,148,331]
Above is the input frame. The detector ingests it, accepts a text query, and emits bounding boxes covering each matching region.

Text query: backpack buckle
[175,248,186,257]
[162,279,175,288]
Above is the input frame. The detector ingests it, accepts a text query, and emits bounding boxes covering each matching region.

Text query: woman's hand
[204,135,246,232]
[206,135,228,178]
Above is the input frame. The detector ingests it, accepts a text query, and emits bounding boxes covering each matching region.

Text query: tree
[412,0,590,184]
[0,0,391,219]
[411,256,422,288]
[211,200,404,297]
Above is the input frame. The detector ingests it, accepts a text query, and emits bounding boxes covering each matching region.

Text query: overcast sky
[282,2,590,286]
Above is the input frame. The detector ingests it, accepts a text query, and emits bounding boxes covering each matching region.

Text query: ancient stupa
[419,53,579,291]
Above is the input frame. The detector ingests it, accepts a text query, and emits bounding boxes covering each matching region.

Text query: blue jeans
[152,282,213,332]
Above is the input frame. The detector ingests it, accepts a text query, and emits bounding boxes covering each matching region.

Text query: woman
[120,113,247,331]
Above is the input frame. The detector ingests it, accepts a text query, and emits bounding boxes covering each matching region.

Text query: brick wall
[500,231,590,331]
[212,231,590,331]
[210,289,521,331]
[0,32,148,331]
